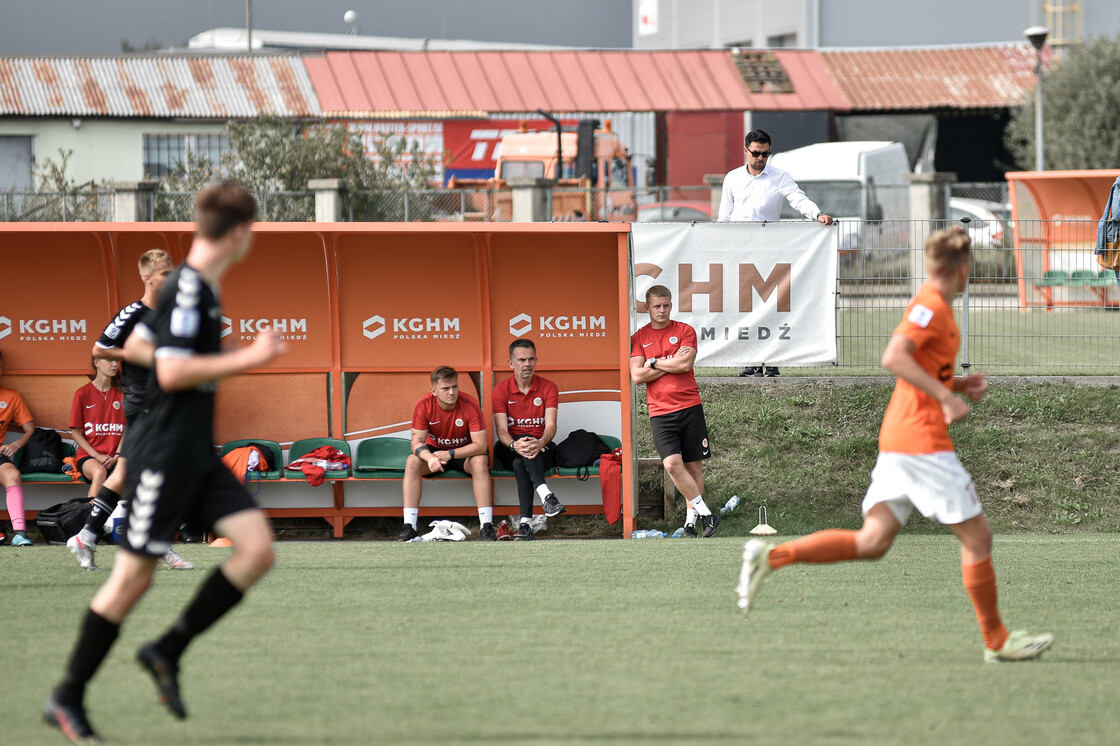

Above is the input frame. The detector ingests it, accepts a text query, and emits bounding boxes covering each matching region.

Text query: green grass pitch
[4,536,1117,745]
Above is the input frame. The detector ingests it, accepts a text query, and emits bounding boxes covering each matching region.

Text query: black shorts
[650,403,711,462]
[422,457,469,477]
[0,453,12,468]
[117,411,142,459]
[76,455,118,482]
[119,453,258,558]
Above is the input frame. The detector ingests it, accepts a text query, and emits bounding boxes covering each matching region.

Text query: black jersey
[95,300,153,417]
[130,265,223,463]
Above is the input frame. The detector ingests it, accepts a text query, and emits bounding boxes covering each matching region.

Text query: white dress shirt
[717,163,822,222]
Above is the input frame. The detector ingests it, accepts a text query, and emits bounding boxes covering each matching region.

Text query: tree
[156,116,442,221]
[1005,33,1120,170]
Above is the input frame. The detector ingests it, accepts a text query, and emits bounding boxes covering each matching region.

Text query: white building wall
[635,0,807,49]
[0,118,225,185]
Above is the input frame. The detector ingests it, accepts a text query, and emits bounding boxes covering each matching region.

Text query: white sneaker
[66,535,98,571]
[984,630,1053,663]
[736,539,772,616]
[159,548,194,570]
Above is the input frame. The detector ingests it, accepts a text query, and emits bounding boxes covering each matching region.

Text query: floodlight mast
[1024,26,1049,171]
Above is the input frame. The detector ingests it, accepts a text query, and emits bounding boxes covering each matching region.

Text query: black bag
[554,429,612,469]
[35,498,92,545]
[18,427,64,474]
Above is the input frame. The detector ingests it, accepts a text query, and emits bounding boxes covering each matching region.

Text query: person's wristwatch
[650,358,658,369]
[448,449,456,460]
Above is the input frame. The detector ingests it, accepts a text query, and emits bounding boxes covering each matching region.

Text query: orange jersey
[0,386,33,434]
[878,283,959,454]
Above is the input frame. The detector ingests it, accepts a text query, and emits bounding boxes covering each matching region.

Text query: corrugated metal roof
[818,44,1049,111]
[0,56,319,118]
[305,49,847,117]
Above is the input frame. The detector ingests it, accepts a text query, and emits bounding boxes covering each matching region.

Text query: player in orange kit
[737,226,1053,663]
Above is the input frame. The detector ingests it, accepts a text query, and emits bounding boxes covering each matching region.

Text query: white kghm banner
[631,222,838,366]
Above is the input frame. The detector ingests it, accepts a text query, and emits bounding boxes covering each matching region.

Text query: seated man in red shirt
[69,357,126,499]
[400,366,495,542]
[0,349,36,546]
[493,339,565,541]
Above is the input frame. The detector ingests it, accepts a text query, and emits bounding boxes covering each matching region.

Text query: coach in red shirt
[630,284,720,538]
[400,366,495,542]
[493,339,566,540]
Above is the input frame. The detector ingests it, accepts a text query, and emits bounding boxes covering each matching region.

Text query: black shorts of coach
[119,454,257,558]
[650,403,712,462]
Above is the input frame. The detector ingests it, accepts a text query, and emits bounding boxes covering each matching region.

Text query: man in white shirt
[718,129,833,377]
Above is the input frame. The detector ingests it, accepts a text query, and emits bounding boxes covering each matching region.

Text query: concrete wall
[0,118,225,185]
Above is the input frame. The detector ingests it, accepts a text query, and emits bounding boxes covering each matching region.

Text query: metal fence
[826,218,1119,375]
[1,191,113,221]
[152,191,315,222]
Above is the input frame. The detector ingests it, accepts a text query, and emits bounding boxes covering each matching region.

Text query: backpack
[598,447,623,525]
[554,429,612,469]
[18,427,64,474]
[35,498,92,544]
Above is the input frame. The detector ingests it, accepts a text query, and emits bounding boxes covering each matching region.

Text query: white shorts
[861,451,983,526]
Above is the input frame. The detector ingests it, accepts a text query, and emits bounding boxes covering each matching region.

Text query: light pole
[1024,26,1049,171]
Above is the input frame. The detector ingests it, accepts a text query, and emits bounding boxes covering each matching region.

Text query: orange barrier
[0,223,637,537]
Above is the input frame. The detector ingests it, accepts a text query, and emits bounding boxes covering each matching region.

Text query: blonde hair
[925,226,971,277]
[138,249,172,278]
[645,284,672,304]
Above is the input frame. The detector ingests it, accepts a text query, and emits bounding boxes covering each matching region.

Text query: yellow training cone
[750,506,777,536]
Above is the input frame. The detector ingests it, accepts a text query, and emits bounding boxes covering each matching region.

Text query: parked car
[635,201,712,223]
[949,197,1009,248]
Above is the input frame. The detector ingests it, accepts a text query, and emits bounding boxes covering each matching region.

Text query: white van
[771,141,911,256]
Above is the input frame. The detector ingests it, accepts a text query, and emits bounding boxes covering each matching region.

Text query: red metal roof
[0,56,318,118]
[818,44,1050,111]
[304,49,847,117]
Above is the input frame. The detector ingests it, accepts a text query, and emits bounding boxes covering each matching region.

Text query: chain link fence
[1,191,113,221]
[827,217,1118,376]
[152,191,315,222]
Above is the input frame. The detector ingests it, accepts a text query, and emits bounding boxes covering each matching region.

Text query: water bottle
[671,527,686,538]
[108,500,128,544]
[632,530,666,539]
[720,495,741,515]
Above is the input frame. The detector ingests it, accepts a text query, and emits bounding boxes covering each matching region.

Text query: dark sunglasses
[747,148,772,158]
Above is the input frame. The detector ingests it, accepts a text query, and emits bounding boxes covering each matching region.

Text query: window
[500,160,545,180]
[143,134,228,178]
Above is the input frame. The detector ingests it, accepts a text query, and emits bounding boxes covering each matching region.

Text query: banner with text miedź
[630,222,837,366]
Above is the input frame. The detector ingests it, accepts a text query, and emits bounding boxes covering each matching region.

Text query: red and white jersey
[492,375,559,438]
[630,320,702,417]
[411,392,485,450]
[69,382,126,461]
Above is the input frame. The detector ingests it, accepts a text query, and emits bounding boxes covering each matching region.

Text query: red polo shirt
[69,382,126,461]
[411,392,485,450]
[492,375,559,438]
[630,320,702,417]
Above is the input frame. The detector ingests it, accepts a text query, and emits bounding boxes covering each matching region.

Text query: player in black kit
[44,182,287,743]
[67,249,193,571]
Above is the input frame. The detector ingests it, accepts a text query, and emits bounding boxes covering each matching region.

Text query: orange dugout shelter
[0,222,639,537]
[1008,169,1120,309]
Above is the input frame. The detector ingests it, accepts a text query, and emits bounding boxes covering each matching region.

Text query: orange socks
[962,557,1009,651]
[768,529,858,570]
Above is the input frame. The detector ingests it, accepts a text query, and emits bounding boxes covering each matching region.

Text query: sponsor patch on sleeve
[907,304,934,328]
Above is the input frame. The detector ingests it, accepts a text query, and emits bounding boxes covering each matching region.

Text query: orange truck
[447,118,634,221]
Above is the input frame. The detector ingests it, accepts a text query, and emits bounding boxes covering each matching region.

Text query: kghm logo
[225,316,309,341]
[507,312,607,339]
[1,315,88,342]
[363,314,461,341]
